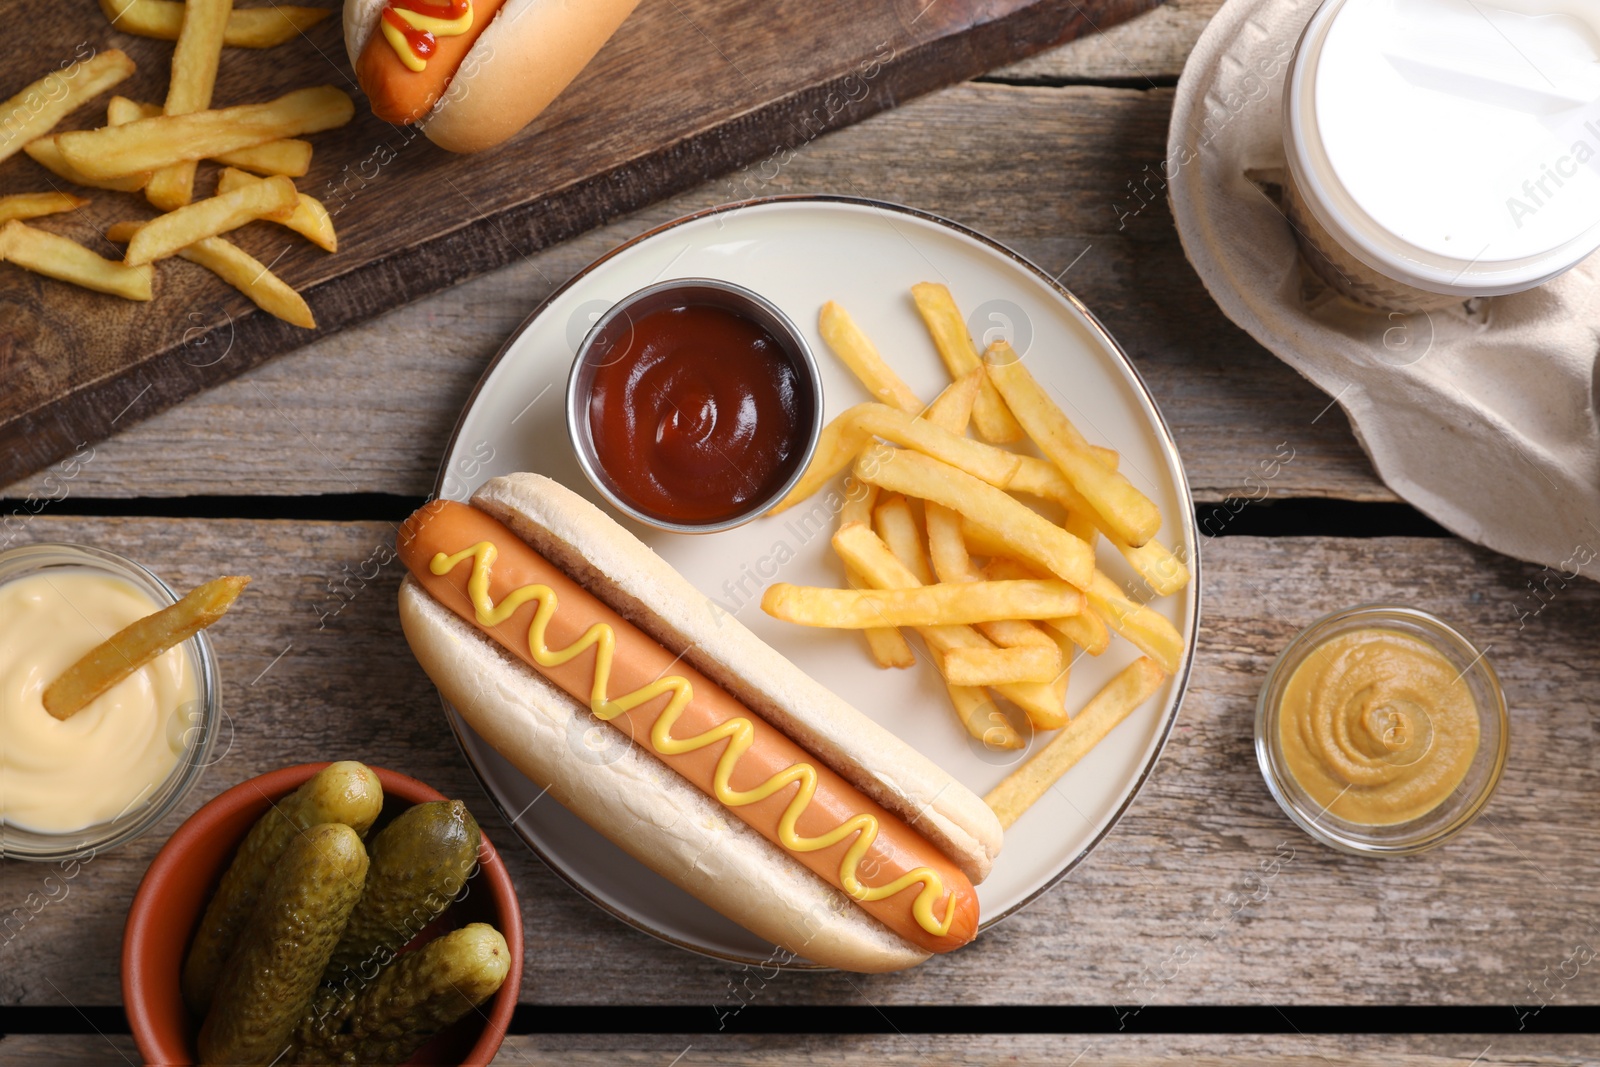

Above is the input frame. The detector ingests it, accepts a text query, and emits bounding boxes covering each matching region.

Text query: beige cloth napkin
[1167,0,1600,582]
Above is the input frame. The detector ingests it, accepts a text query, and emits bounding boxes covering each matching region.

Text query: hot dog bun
[343,0,640,153]
[397,473,1004,970]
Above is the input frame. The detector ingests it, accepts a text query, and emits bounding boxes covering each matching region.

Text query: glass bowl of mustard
[1255,605,1507,856]
[0,543,222,861]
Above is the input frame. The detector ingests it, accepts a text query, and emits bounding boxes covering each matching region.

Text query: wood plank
[2,84,1391,506]
[0,0,1162,489]
[0,518,1590,1007]
[991,0,1221,82]
[0,1032,1589,1064]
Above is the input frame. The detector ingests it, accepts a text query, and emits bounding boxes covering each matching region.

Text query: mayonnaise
[0,570,198,834]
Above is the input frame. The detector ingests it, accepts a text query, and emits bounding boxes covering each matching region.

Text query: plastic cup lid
[1289,0,1600,294]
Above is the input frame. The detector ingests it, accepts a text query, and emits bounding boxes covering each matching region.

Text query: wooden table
[4,2,1599,1062]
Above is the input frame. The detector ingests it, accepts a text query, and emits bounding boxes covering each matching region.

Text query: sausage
[397,500,980,954]
[354,0,509,125]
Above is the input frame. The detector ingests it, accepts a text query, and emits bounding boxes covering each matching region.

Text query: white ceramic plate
[433,196,1199,968]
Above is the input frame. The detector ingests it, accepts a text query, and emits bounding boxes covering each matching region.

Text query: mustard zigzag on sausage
[430,539,958,936]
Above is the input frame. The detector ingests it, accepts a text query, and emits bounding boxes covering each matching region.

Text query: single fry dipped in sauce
[42,575,249,720]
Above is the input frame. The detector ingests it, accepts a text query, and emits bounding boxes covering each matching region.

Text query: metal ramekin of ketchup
[566,279,824,533]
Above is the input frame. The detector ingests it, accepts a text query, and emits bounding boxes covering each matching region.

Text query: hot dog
[396,473,1004,971]
[343,0,640,153]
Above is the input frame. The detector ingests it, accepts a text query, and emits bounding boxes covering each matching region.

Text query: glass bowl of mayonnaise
[1255,605,1507,856]
[0,543,221,861]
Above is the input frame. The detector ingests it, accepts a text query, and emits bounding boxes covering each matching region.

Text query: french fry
[925,502,972,585]
[0,192,87,225]
[984,340,1162,547]
[1008,454,1190,597]
[984,657,1165,829]
[855,446,1094,590]
[771,413,870,513]
[844,568,916,669]
[928,500,1061,657]
[217,167,335,252]
[833,523,1067,729]
[1084,571,1185,675]
[0,50,136,166]
[853,404,1021,487]
[1065,510,1098,552]
[57,86,354,179]
[107,98,315,176]
[0,221,152,300]
[873,494,933,586]
[41,575,250,720]
[123,175,299,266]
[98,0,330,47]
[982,556,1112,656]
[145,0,233,210]
[819,301,923,413]
[922,367,983,434]
[105,220,316,329]
[213,137,313,176]
[835,479,914,668]
[910,282,1023,444]
[24,135,150,192]
[762,579,1084,629]
[944,645,1061,687]
[947,683,1025,751]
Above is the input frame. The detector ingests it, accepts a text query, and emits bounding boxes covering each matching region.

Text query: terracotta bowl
[123,763,523,1066]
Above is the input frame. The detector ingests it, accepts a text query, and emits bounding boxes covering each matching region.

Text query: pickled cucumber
[295,923,509,1066]
[299,800,481,1043]
[198,822,370,1067]
[184,761,383,1015]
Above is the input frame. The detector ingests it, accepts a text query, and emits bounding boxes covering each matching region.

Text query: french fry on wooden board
[42,576,250,720]
[217,167,335,251]
[946,682,1024,751]
[984,339,1162,547]
[0,221,152,301]
[144,0,233,210]
[984,657,1166,829]
[24,135,150,192]
[762,580,1085,630]
[0,192,87,225]
[909,282,1023,444]
[855,445,1095,590]
[0,49,136,166]
[835,478,914,668]
[98,0,331,47]
[105,221,316,328]
[944,645,1061,687]
[57,86,354,179]
[819,301,923,413]
[832,523,1067,729]
[122,175,299,266]
[212,137,313,176]
[983,555,1111,656]
[108,97,315,176]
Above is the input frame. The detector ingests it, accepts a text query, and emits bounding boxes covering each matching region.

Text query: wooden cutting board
[0,0,1158,488]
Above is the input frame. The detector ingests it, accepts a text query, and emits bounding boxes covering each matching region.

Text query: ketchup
[586,303,813,525]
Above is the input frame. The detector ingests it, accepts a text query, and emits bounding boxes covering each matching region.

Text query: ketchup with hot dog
[586,303,812,525]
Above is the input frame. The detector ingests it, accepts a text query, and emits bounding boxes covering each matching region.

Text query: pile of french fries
[760,284,1191,828]
[0,0,347,327]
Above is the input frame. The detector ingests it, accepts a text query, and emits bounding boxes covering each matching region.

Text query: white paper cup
[1283,0,1600,313]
